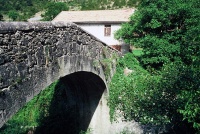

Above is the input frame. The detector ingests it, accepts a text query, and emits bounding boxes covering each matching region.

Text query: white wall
[79,24,121,46]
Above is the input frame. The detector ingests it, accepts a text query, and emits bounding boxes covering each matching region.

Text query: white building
[52,9,134,51]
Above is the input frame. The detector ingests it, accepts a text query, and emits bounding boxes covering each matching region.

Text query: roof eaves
[74,21,127,24]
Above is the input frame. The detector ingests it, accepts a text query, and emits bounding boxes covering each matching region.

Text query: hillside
[68,0,140,10]
[0,0,47,21]
[0,0,140,21]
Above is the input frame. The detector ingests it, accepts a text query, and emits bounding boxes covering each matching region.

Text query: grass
[0,81,58,134]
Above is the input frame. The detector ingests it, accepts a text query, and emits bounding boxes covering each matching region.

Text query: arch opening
[0,71,106,134]
[36,71,106,134]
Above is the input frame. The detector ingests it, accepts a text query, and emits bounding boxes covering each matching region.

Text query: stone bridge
[0,22,120,133]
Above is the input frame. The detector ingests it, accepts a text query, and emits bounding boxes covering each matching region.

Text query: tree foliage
[109,55,199,132]
[116,0,200,68]
[0,0,47,21]
[80,0,140,10]
[0,0,141,21]
[42,2,69,21]
[8,10,19,21]
[111,0,200,132]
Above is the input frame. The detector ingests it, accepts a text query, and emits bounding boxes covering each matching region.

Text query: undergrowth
[0,81,58,134]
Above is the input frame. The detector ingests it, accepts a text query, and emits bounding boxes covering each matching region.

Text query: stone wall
[0,22,119,128]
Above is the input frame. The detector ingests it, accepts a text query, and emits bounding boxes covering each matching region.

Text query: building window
[104,25,111,36]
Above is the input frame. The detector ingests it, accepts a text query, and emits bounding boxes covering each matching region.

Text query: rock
[124,67,133,76]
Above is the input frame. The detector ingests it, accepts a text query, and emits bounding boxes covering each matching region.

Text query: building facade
[53,9,134,51]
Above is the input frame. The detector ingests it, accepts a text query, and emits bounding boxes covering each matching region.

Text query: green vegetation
[2,0,199,133]
[0,76,96,134]
[0,0,47,21]
[0,0,141,21]
[79,0,140,10]
[8,10,19,21]
[0,0,67,21]
[115,0,200,69]
[110,0,200,133]
[0,81,58,134]
[79,128,92,134]
[42,2,69,21]
[132,49,143,57]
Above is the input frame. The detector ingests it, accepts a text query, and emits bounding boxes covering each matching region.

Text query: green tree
[111,0,200,132]
[0,0,48,21]
[109,56,199,132]
[8,10,19,21]
[42,2,69,21]
[116,0,200,69]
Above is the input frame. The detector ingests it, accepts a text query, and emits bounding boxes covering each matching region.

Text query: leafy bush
[108,52,151,122]
[42,2,69,21]
[109,53,199,133]
[0,0,141,21]
[112,0,200,132]
[115,0,200,69]
[0,0,47,21]
[8,10,19,21]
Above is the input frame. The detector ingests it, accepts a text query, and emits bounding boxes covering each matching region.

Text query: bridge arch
[35,71,107,134]
[0,22,119,129]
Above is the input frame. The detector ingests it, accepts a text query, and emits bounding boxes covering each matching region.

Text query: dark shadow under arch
[34,71,106,134]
